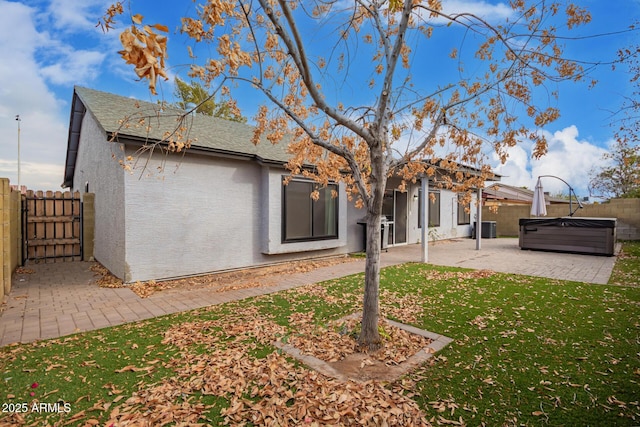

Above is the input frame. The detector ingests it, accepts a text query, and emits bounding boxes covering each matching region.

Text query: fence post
[1,178,9,299]
[10,188,21,271]
[82,193,95,261]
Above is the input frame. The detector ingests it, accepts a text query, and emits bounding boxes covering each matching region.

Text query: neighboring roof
[63,86,292,187]
[420,159,501,183]
[483,183,570,204]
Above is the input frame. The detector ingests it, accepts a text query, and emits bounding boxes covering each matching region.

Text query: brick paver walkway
[0,238,618,347]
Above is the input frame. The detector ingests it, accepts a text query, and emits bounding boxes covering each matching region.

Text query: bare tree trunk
[357,164,386,351]
[358,210,383,351]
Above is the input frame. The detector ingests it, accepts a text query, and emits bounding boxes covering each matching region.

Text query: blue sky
[0,0,638,197]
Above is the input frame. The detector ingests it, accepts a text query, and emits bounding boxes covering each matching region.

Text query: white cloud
[0,159,64,190]
[0,2,61,120]
[440,0,514,21]
[491,144,532,187]
[330,0,514,24]
[40,49,106,85]
[530,126,610,196]
[0,0,106,190]
[47,0,107,32]
[492,125,610,197]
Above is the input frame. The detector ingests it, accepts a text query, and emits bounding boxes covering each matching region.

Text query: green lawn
[609,240,640,287]
[1,243,639,426]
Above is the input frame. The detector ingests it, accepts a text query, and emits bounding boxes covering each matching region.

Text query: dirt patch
[93,256,359,298]
[276,313,452,383]
[328,352,429,382]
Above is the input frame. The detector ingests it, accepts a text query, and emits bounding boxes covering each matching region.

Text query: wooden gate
[22,190,83,263]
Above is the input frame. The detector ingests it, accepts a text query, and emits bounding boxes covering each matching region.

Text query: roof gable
[63,86,292,187]
[75,86,291,162]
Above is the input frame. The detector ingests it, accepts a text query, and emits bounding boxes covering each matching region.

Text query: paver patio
[0,238,619,347]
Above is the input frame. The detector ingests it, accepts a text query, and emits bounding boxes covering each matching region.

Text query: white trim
[261,167,347,254]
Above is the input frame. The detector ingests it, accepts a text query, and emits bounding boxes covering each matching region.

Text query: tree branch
[258,0,370,143]
[253,78,372,205]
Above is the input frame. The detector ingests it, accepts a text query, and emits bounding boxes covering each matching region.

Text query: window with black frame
[282,179,338,242]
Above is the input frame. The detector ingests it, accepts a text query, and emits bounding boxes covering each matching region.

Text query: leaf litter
[285,313,432,366]
[98,304,432,426]
[94,256,358,298]
[4,261,637,426]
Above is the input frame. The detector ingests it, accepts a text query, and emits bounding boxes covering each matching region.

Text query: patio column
[476,187,482,250]
[421,177,429,262]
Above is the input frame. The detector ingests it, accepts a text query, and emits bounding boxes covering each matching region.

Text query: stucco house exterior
[63,86,494,282]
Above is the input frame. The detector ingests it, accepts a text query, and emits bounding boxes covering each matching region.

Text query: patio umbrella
[531,177,547,216]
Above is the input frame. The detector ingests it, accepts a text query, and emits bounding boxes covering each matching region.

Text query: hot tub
[519,217,616,256]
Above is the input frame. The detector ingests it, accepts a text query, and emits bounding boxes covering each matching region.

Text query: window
[457,194,471,225]
[429,191,441,227]
[418,189,441,228]
[283,179,338,242]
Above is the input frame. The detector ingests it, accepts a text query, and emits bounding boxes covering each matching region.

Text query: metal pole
[537,175,583,216]
[476,187,482,250]
[16,115,21,190]
[421,177,429,263]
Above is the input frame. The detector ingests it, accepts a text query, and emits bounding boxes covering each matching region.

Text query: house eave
[111,133,292,168]
[62,91,86,188]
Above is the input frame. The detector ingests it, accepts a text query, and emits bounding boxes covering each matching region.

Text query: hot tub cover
[519,217,616,228]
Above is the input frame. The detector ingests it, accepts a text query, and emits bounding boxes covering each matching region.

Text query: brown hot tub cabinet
[519,217,616,256]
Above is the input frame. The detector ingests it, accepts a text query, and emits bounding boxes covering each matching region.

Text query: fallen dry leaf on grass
[114,365,154,374]
[96,305,432,426]
[424,269,495,282]
[380,289,425,324]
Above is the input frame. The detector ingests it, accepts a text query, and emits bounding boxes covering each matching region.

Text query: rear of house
[63,87,485,282]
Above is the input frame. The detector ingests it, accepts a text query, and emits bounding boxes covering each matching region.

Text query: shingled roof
[483,182,569,204]
[62,86,291,187]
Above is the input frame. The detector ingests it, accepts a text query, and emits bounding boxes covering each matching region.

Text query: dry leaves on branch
[118,15,169,95]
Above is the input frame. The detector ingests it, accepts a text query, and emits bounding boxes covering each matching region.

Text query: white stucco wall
[432,187,475,240]
[121,149,364,282]
[405,182,476,244]
[72,112,126,278]
[122,151,261,282]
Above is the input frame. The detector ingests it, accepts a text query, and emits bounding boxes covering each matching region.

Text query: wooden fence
[22,190,82,263]
[0,178,21,300]
[1,179,95,299]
